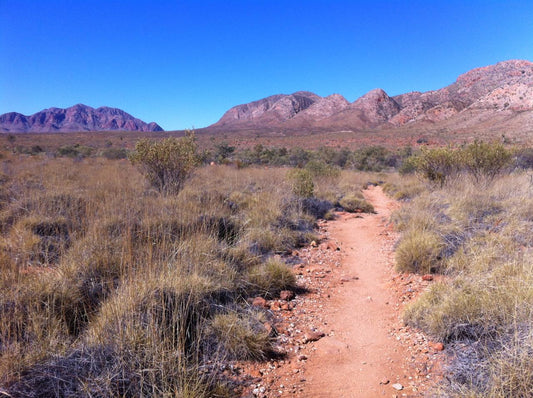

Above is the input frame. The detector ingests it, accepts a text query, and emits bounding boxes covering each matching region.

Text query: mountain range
[1,60,532,136]
[208,59,533,136]
[0,104,163,133]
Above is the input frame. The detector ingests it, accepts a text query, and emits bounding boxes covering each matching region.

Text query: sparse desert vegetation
[0,136,378,397]
[2,134,533,397]
[390,143,533,396]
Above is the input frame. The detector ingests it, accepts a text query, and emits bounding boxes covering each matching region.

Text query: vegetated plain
[1,132,533,397]
[0,133,380,397]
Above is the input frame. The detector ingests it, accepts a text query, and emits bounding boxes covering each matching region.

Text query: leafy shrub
[395,229,443,274]
[460,141,512,182]
[412,142,512,185]
[214,142,236,162]
[339,193,374,213]
[286,168,314,198]
[129,133,199,194]
[398,156,418,175]
[349,146,389,171]
[414,147,460,186]
[304,160,341,178]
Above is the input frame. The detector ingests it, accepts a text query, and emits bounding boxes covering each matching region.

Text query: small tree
[130,132,199,194]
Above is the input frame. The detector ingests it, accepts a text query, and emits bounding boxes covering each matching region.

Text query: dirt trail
[301,186,412,397]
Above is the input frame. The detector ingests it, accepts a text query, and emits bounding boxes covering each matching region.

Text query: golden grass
[0,149,380,395]
[393,171,533,396]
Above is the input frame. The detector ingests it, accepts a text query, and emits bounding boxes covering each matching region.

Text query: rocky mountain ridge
[210,60,533,134]
[0,104,163,133]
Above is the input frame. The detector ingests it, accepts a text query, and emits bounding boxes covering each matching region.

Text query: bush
[286,169,314,198]
[413,147,460,186]
[412,142,512,185]
[460,141,512,182]
[129,133,199,194]
[304,160,341,178]
[349,146,389,171]
[398,156,418,175]
[57,144,95,158]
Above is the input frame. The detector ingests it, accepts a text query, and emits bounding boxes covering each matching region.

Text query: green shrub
[286,168,314,198]
[412,142,512,185]
[348,146,388,171]
[214,142,235,162]
[460,140,512,182]
[304,160,340,178]
[339,193,374,213]
[395,229,443,273]
[129,133,199,194]
[413,147,460,186]
[398,156,418,175]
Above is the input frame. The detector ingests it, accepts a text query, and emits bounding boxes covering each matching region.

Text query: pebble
[392,383,404,391]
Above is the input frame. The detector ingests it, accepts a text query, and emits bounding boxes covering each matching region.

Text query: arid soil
[237,186,445,397]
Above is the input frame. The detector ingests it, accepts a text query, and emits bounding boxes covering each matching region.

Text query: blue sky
[1,1,532,130]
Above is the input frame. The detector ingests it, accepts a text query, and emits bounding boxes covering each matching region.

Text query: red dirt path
[301,186,412,396]
[239,186,444,397]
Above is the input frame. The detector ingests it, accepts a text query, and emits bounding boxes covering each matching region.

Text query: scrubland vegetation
[389,142,533,396]
[0,136,376,397]
[2,133,533,397]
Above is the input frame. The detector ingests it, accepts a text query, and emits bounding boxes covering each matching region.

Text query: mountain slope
[0,104,163,133]
[212,91,321,129]
[208,60,533,135]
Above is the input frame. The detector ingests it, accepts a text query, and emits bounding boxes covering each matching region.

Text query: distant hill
[208,60,533,137]
[0,104,163,133]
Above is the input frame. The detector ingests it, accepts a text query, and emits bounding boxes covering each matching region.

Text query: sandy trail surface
[239,186,443,397]
[300,186,413,397]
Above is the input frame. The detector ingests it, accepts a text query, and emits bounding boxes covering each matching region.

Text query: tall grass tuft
[393,169,533,396]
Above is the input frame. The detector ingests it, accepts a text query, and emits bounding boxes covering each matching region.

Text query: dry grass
[0,149,378,396]
[395,229,444,274]
[393,170,533,396]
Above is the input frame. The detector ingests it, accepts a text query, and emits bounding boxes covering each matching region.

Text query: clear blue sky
[1,1,532,130]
